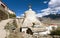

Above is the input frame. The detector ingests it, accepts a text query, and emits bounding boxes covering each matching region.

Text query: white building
[0,1,15,14]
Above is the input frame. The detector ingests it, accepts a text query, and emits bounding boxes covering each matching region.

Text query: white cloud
[20,14,24,16]
[36,8,51,17]
[49,0,60,7]
[37,0,60,17]
[48,0,60,14]
[43,1,48,4]
[16,14,24,18]
[49,0,56,5]
[16,16,21,18]
[36,13,49,17]
[41,8,50,12]
[36,13,43,17]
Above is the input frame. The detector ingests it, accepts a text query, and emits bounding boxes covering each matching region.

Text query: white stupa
[22,5,44,27]
[20,5,57,35]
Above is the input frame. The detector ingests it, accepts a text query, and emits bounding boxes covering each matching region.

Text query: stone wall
[0,10,8,21]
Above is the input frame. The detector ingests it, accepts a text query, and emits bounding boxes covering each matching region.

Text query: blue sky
[2,0,50,16]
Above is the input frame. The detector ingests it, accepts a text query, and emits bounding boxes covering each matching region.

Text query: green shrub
[50,30,60,35]
[9,14,16,18]
[4,20,17,32]
[12,20,17,28]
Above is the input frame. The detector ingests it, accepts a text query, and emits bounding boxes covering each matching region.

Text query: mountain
[37,14,60,26]
[43,14,60,19]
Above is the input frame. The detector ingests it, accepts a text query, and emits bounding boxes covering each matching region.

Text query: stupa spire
[29,5,31,9]
[29,4,32,10]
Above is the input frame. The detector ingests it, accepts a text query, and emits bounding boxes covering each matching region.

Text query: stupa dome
[24,5,36,19]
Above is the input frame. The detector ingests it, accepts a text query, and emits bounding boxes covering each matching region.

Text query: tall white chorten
[22,5,44,27]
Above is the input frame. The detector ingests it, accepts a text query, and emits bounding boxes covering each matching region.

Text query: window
[32,23,35,27]
[33,23,35,25]
[1,4,5,8]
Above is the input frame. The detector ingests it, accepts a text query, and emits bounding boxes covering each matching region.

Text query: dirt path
[0,19,13,38]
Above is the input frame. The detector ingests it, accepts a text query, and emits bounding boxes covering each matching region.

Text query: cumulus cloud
[48,0,60,14]
[49,0,60,7]
[37,0,60,17]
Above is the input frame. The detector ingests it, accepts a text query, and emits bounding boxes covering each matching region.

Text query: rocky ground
[0,19,14,38]
[0,17,60,38]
